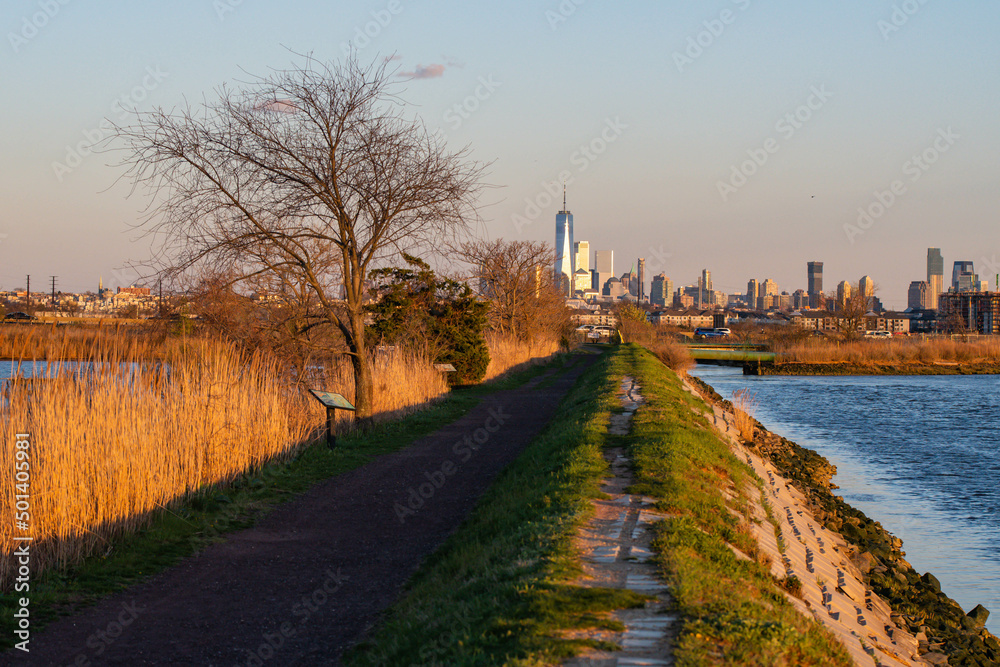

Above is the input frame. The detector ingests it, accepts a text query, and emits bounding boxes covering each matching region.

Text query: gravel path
[14,354,595,666]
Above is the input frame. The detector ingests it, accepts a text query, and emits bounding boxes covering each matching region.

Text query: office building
[701,269,712,306]
[837,280,852,309]
[638,258,646,302]
[927,248,943,309]
[808,261,823,308]
[593,250,613,297]
[908,281,930,309]
[793,289,809,310]
[952,261,975,292]
[574,241,590,274]
[859,275,874,300]
[554,188,574,297]
[650,273,671,308]
[746,279,759,310]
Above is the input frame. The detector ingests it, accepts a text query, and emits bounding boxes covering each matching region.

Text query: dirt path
[15,354,596,666]
[565,376,676,667]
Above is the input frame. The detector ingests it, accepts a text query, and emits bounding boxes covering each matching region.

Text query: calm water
[690,365,1000,634]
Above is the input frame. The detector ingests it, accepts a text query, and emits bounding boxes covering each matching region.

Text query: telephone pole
[25,274,30,310]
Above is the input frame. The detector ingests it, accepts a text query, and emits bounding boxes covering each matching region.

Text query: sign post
[434,363,457,384]
[308,390,356,449]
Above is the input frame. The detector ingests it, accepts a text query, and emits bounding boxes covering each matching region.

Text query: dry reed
[0,332,555,582]
[730,388,758,443]
[482,334,560,381]
[774,337,1000,365]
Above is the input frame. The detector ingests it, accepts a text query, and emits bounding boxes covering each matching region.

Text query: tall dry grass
[0,321,171,361]
[775,337,1000,364]
[645,340,694,373]
[482,334,561,381]
[0,339,313,577]
[730,388,759,442]
[0,333,557,582]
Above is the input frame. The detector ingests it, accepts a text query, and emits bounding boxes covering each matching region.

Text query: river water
[690,365,1000,634]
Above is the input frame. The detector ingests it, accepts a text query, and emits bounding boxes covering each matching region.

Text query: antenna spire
[563,183,566,210]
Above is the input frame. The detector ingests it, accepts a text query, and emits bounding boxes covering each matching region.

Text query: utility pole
[50,275,57,307]
[25,274,30,311]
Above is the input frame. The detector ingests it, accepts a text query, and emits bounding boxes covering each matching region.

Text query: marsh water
[690,365,1000,634]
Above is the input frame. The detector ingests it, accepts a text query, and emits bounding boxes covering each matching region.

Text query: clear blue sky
[2,0,998,308]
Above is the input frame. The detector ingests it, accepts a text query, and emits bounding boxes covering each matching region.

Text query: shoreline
[744,361,1000,376]
[687,374,999,666]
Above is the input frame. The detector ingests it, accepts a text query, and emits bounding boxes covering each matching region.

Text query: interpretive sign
[309,390,356,411]
[433,364,456,373]
[308,390,355,448]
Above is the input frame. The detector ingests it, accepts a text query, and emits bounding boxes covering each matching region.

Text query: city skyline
[2,2,999,309]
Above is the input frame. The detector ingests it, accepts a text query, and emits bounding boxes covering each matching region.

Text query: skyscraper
[594,250,613,294]
[554,186,574,297]
[638,258,646,302]
[575,241,590,274]
[908,281,930,309]
[650,273,671,307]
[701,269,712,305]
[927,248,943,309]
[807,262,823,308]
[747,279,759,310]
[952,261,975,292]
[837,280,852,309]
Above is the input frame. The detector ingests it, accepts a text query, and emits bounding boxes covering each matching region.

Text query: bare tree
[835,282,877,340]
[455,239,569,341]
[113,55,486,418]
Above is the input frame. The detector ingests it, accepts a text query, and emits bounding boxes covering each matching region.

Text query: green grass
[345,348,650,666]
[0,358,557,650]
[618,344,853,666]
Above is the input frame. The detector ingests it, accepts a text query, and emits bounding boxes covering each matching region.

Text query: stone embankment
[689,375,1000,667]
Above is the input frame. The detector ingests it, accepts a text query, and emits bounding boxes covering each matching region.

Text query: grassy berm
[690,375,1000,666]
[349,345,854,665]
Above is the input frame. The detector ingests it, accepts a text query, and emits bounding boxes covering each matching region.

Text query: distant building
[573,269,591,294]
[746,279,759,310]
[593,250,613,296]
[859,275,875,300]
[939,291,1000,334]
[117,286,151,296]
[701,269,712,306]
[908,281,930,309]
[952,260,976,292]
[808,261,824,308]
[837,281,852,309]
[650,273,672,308]
[619,271,637,296]
[574,241,590,274]
[638,258,646,302]
[927,248,944,309]
[793,289,809,310]
[602,277,628,300]
[554,188,574,297]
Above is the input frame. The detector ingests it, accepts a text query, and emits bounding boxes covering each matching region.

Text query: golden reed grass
[774,337,1000,365]
[0,332,554,581]
[730,388,759,443]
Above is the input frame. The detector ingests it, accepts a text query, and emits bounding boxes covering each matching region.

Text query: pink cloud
[398,63,446,79]
[254,99,298,114]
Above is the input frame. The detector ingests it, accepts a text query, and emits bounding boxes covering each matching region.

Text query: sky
[2,0,999,309]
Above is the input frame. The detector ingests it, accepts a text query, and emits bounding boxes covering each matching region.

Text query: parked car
[3,311,37,321]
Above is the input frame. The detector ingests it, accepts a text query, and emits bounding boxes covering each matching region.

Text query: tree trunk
[348,308,375,421]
